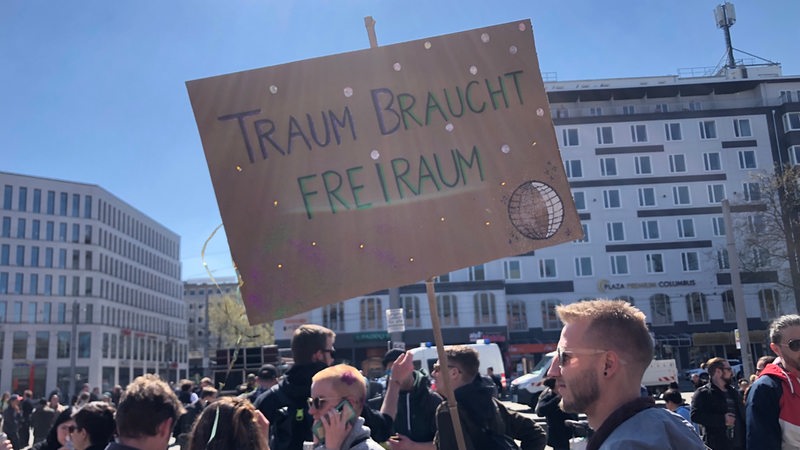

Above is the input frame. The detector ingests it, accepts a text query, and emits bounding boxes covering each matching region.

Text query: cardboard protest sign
[187,20,581,324]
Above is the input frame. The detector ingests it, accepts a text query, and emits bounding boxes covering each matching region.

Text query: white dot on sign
[501,144,511,154]
[370,150,380,160]
[277,264,283,269]
[500,181,507,186]
[509,45,518,55]
[424,41,432,49]
[537,108,545,116]
[343,87,353,97]
[269,85,278,94]
[518,23,527,32]
[409,257,414,262]
[273,200,279,207]
[469,65,478,75]
[531,141,538,147]
[393,62,402,71]
[440,217,446,222]
[235,165,242,172]
[481,33,490,43]
[311,241,317,246]
[359,243,365,249]
[445,123,454,132]
[485,221,491,226]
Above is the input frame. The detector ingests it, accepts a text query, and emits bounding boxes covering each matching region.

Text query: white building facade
[0,172,188,397]
[273,65,800,374]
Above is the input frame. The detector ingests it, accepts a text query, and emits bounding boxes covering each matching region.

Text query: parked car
[684,359,743,382]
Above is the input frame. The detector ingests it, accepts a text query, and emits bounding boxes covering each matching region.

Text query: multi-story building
[0,172,188,397]
[273,63,800,375]
[183,277,238,376]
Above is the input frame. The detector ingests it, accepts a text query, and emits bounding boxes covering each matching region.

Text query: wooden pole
[362,16,466,450]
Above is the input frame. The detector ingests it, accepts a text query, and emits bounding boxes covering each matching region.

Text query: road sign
[386,308,405,333]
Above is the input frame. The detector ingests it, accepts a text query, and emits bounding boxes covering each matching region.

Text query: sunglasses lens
[790,340,800,352]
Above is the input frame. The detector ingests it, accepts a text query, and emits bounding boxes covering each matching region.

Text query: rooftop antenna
[714,2,737,69]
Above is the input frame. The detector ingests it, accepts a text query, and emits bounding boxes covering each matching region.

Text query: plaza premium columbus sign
[597,279,697,292]
[187,20,580,324]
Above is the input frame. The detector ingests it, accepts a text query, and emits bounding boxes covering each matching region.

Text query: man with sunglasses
[546,299,704,449]
[254,324,337,450]
[746,314,800,449]
[690,357,745,449]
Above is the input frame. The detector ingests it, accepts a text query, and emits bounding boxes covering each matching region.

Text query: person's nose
[546,357,561,377]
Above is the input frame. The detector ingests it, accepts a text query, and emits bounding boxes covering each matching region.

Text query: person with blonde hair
[308,364,382,450]
[546,299,703,449]
[187,396,269,450]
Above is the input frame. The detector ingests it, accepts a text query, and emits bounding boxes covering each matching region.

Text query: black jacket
[691,382,745,450]
[368,370,442,442]
[534,387,577,449]
[434,374,546,450]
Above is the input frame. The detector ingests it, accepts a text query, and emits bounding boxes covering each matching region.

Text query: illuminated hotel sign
[597,279,697,292]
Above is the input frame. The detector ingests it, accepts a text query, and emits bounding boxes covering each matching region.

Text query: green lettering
[456,146,484,183]
[465,80,486,113]
[297,175,318,220]
[484,76,509,110]
[346,166,371,210]
[417,154,441,193]
[398,93,423,130]
[504,70,525,105]
[424,92,448,126]
[391,158,417,198]
[375,163,391,203]
[434,152,461,188]
[321,170,350,214]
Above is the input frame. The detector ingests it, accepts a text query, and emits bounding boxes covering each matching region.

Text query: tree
[207,292,274,350]
[733,164,800,313]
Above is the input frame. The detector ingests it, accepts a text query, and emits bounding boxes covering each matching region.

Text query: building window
[650,294,673,326]
[699,120,717,139]
[622,105,635,115]
[665,123,682,141]
[606,222,625,242]
[539,258,557,278]
[437,294,459,326]
[565,160,582,178]
[669,154,687,173]
[733,118,752,137]
[434,273,450,283]
[681,252,700,271]
[752,247,770,268]
[57,331,71,358]
[359,297,383,330]
[655,103,669,113]
[630,124,648,142]
[575,223,590,243]
[704,152,722,171]
[78,332,91,358]
[573,192,586,210]
[722,291,736,322]
[673,186,691,205]
[638,187,656,207]
[474,292,497,325]
[635,156,652,175]
[596,126,613,144]
[779,91,796,103]
[686,292,708,324]
[712,217,726,236]
[748,214,766,234]
[600,158,617,177]
[574,256,593,277]
[646,253,664,273]
[717,249,730,270]
[504,260,521,280]
[738,150,757,169]
[18,187,27,212]
[401,295,421,328]
[17,219,25,239]
[610,255,629,275]
[603,190,621,208]
[590,107,603,116]
[2,217,9,237]
[13,331,28,359]
[783,112,800,131]
[642,220,660,240]
[688,101,702,111]
[743,182,761,201]
[35,331,49,359]
[759,289,782,321]
[469,264,485,281]
[507,300,527,331]
[561,128,579,147]
[707,184,725,203]
[541,300,561,330]
[677,219,695,238]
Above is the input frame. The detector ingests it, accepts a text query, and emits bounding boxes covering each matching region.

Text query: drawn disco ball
[508,181,564,240]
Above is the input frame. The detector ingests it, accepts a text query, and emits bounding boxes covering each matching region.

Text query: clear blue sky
[2,1,797,281]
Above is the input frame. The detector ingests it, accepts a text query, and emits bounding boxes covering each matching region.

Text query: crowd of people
[0,304,798,450]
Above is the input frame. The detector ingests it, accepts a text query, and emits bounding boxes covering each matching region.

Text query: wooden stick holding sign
[426,277,468,450]
[363,17,467,450]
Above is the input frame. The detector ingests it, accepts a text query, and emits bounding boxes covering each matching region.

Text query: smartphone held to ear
[312,399,358,443]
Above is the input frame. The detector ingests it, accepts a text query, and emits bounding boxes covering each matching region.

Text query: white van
[407,340,507,390]
[509,351,555,405]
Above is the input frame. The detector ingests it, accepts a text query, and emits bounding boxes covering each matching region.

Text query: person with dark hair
[174,386,217,450]
[187,396,269,450]
[247,364,279,403]
[433,345,546,450]
[3,394,23,450]
[254,324,336,450]
[747,314,800,449]
[662,389,697,434]
[20,390,35,448]
[29,398,56,445]
[108,374,185,450]
[546,299,704,449]
[69,401,116,450]
[30,407,74,450]
[691,357,745,449]
[535,377,577,450]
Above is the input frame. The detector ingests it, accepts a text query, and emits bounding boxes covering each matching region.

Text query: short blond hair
[556,299,654,375]
[311,364,366,411]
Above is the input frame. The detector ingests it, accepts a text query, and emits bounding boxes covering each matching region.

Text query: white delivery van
[407,340,507,390]
[509,351,555,405]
